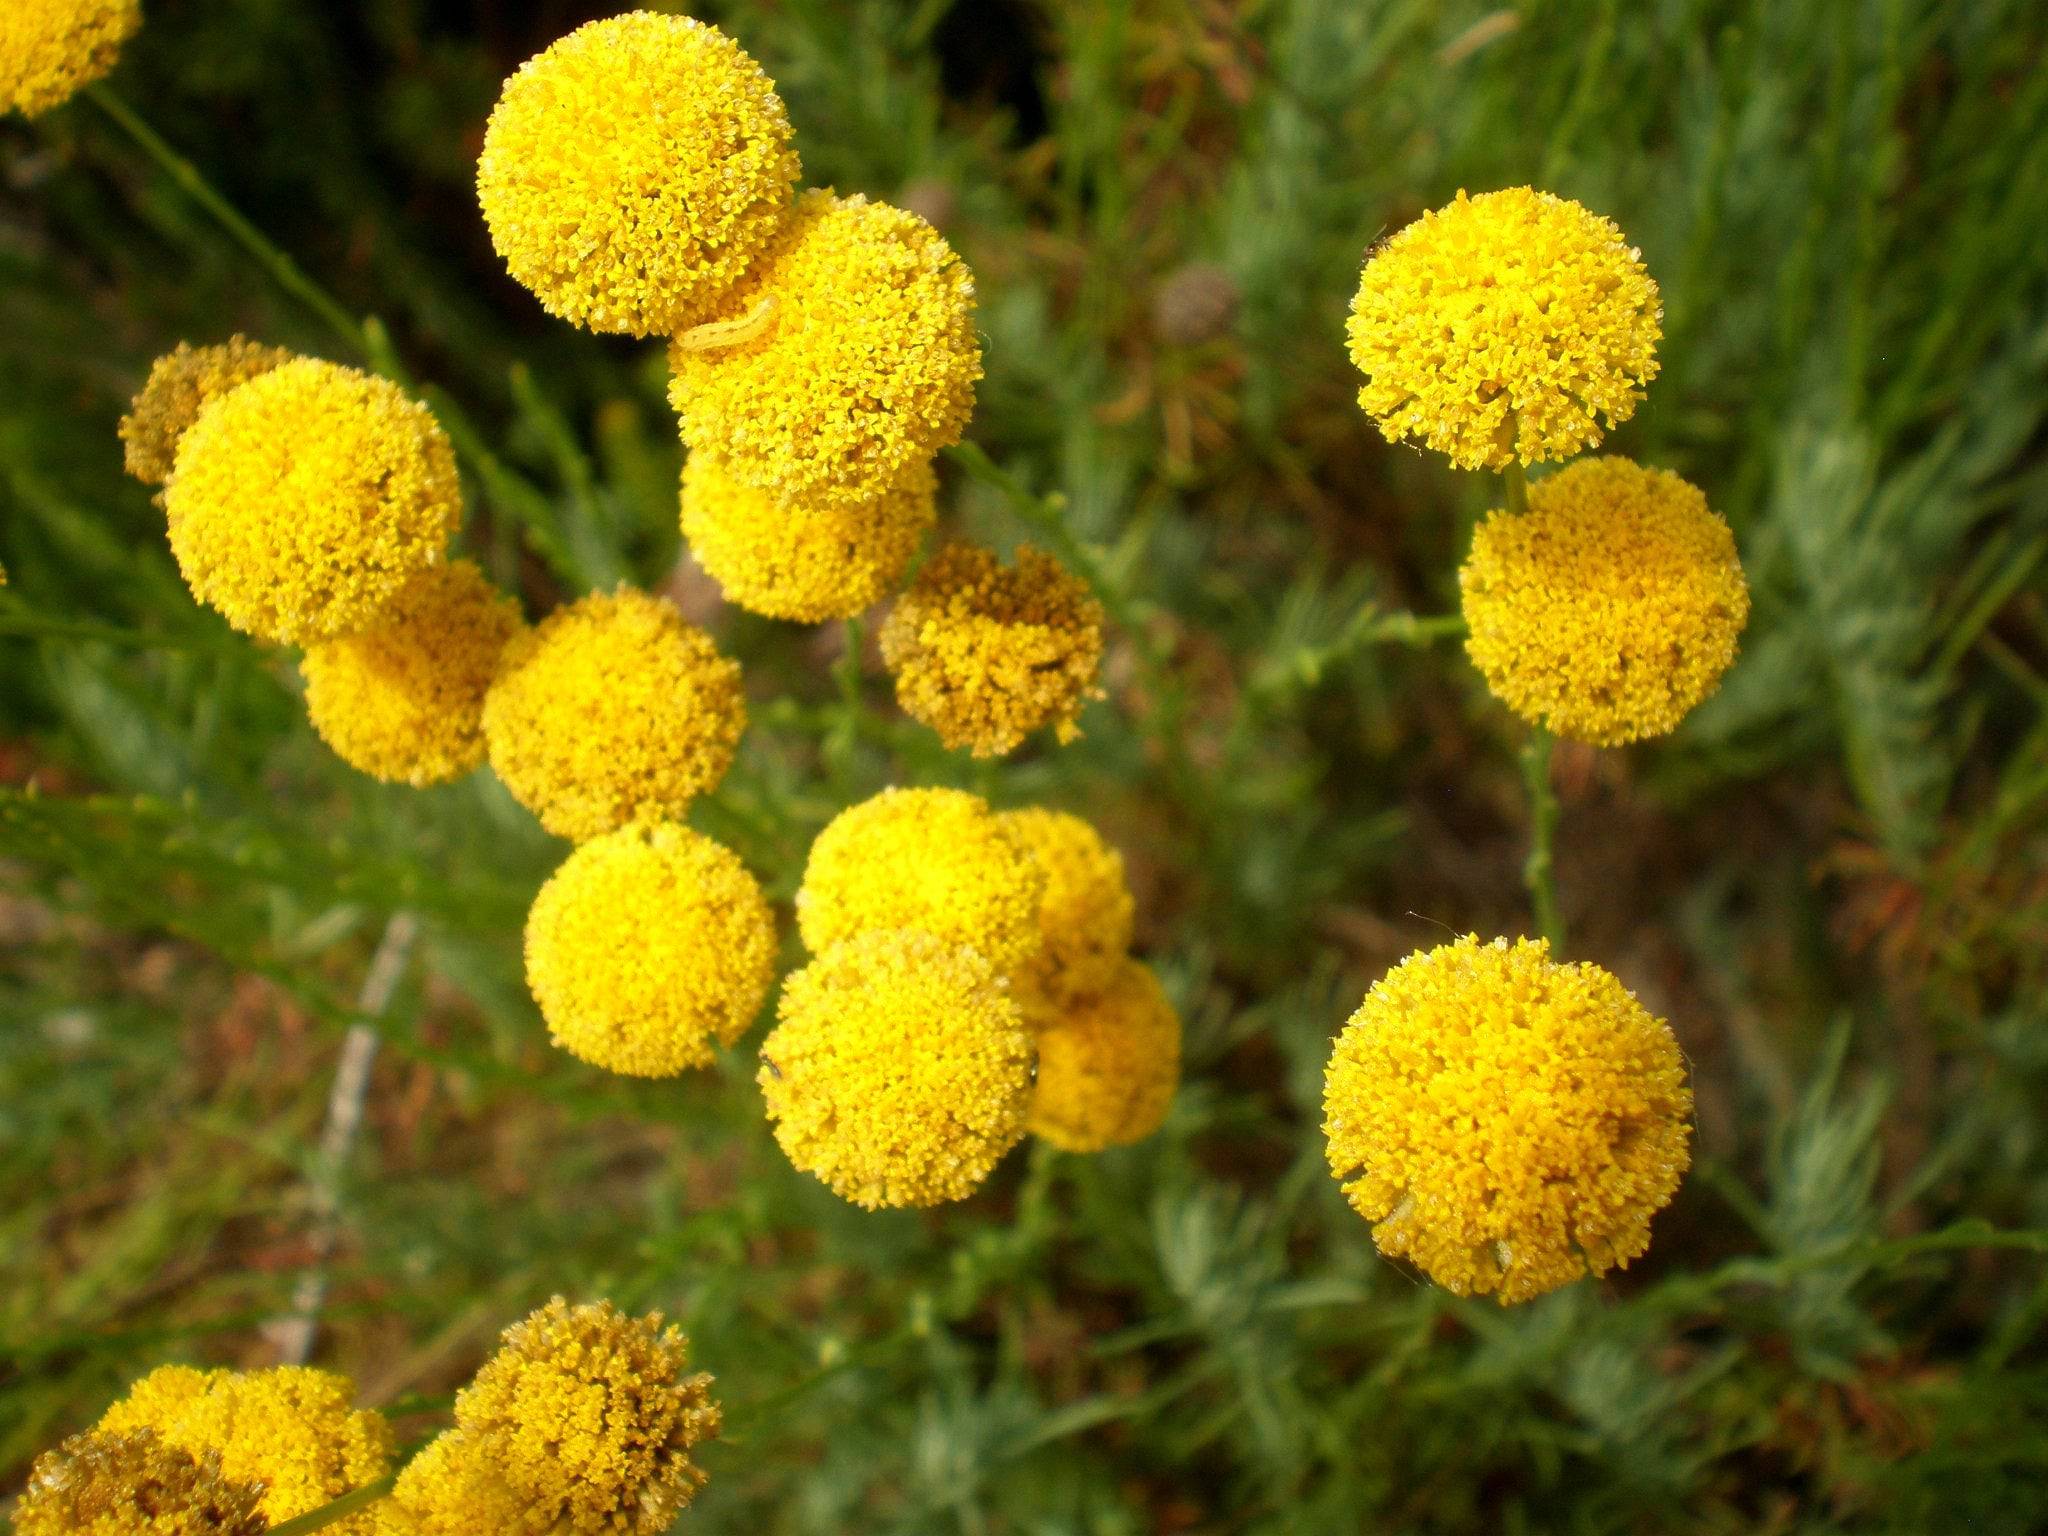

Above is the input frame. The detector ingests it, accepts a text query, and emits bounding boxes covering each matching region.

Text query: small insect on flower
[482,587,746,842]
[455,1298,721,1536]
[999,807,1135,1007]
[1323,935,1693,1305]
[879,543,1106,758]
[1027,958,1181,1153]
[477,11,800,336]
[381,1430,529,1536]
[680,452,936,623]
[1347,187,1662,471]
[1460,456,1750,746]
[14,1429,267,1536]
[760,929,1034,1208]
[1,0,141,119]
[120,337,295,486]
[162,358,461,645]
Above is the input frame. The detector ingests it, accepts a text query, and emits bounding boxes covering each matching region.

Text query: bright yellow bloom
[301,560,525,787]
[455,1298,720,1536]
[1026,959,1180,1153]
[477,12,799,336]
[163,358,461,644]
[879,543,1105,757]
[797,786,1045,973]
[525,822,776,1077]
[760,929,1033,1208]
[1,0,139,118]
[679,453,935,623]
[1461,456,1749,746]
[482,588,745,842]
[97,1366,394,1532]
[1347,188,1661,471]
[999,807,1133,1006]
[1323,935,1692,1305]
[668,190,981,510]
[379,1430,527,1536]
[15,1429,267,1536]
[121,337,295,485]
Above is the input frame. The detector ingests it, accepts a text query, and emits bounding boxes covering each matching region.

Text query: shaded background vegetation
[4,1,2048,1530]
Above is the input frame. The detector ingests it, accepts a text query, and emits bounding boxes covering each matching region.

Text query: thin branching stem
[262,1476,397,1536]
[1520,727,1565,950]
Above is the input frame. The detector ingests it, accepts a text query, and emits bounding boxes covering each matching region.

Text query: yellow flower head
[526,822,777,1078]
[1347,188,1661,471]
[302,560,525,787]
[760,929,1033,1208]
[120,337,295,486]
[668,190,981,510]
[483,588,746,842]
[163,358,461,645]
[680,453,935,623]
[1,0,139,118]
[879,543,1106,758]
[999,807,1134,1006]
[1460,456,1749,746]
[1026,959,1180,1153]
[455,1297,720,1536]
[381,1430,528,1536]
[797,786,1045,973]
[15,1429,267,1536]
[1323,935,1692,1305]
[477,12,799,336]
[96,1365,394,1532]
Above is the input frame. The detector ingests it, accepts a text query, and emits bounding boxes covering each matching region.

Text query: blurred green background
[4,1,2048,1531]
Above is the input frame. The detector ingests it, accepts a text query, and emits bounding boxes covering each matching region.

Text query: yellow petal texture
[377,1430,529,1536]
[999,806,1134,1006]
[120,337,296,486]
[14,1429,267,1536]
[1,0,140,118]
[1026,959,1181,1153]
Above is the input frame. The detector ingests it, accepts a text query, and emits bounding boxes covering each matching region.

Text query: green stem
[263,1476,396,1536]
[1520,727,1565,950]
[1503,459,1530,517]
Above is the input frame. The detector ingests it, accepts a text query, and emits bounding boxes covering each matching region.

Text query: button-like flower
[14,1429,267,1536]
[1026,959,1180,1153]
[999,807,1134,1006]
[120,337,295,486]
[2,0,140,119]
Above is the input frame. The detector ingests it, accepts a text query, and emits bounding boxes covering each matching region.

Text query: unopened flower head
[1,0,140,118]
[668,190,981,510]
[121,337,295,485]
[879,543,1105,758]
[1026,959,1180,1153]
[163,358,461,644]
[526,822,777,1077]
[999,807,1134,1006]
[302,560,525,787]
[1323,935,1692,1305]
[680,453,935,623]
[761,929,1033,1208]
[382,1430,528,1536]
[455,1297,720,1536]
[1347,188,1661,470]
[483,588,746,842]
[1461,456,1749,746]
[478,12,799,336]
[14,1429,267,1536]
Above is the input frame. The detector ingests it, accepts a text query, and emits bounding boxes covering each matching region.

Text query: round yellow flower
[163,358,461,645]
[999,807,1133,1006]
[1460,456,1749,746]
[680,453,935,623]
[379,1430,527,1536]
[455,1297,720,1536]
[482,588,746,842]
[15,1429,267,1536]
[525,822,776,1077]
[1027,959,1180,1153]
[760,929,1033,1208]
[96,1366,394,1532]
[477,12,799,336]
[1323,934,1693,1305]
[302,560,525,787]
[797,786,1045,973]
[668,190,981,510]
[1,0,140,118]
[879,543,1105,758]
[1347,187,1661,471]
[120,337,295,486]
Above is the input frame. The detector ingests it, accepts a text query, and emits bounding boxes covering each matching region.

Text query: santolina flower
[668,190,981,510]
[797,786,1045,973]
[1323,935,1692,1305]
[879,543,1105,757]
[1,0,140,119]
[477,12,799,336]
[999,807,1133,1006]
[1347,188,1661,471]
[1461,457,1749,746]
[483,588,745,842]
[301,560,525,787]
[680,452,935,623]
[163,358,461,644]
[120,337,295,486]
[760,929,1033,1208]
[14,1429,267,1536]
[1027,959,1180,1153]
[381,1430,527,1536]
[525,822,776,1077]
[455,1298,720,1536]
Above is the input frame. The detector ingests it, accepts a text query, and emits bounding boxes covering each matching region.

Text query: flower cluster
[14,1428,267,1536]
[1,0,140,119]
[120,336,293,485]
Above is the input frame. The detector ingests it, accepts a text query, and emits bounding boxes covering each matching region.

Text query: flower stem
[1503,459,1530,517]
[1520,727,1565,950]
[263,1476,397,1536]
